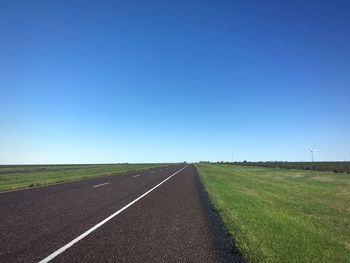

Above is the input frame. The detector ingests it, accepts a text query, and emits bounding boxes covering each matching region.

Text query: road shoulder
[194,167,244,263]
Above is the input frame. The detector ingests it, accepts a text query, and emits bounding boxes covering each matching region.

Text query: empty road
[0,164,242,262]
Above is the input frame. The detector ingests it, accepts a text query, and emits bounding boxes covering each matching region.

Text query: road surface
[0,164,242,262]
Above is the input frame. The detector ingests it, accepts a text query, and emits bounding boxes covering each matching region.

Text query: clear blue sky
[1,0,349,164]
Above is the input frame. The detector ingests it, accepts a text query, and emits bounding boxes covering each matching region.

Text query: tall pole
[311,150,314,162]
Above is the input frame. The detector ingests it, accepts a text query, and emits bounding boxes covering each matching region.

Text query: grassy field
[229,161,350,173]
[196,163,350,263]
[0,163,166,192]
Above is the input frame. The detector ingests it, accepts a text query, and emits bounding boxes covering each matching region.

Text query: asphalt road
[0,164,243,262]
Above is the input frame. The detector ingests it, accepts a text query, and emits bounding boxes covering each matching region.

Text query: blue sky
[1,0,349,164]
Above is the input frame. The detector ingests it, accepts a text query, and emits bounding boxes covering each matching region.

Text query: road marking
[151,171,155,173]
[133,174,141,178]
[39,165,189,263]
[93,183,109,188]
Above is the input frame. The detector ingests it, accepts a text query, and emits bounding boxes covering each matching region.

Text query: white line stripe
[133,174,141,178]
[39,165,189,263]
[93,182,109,188]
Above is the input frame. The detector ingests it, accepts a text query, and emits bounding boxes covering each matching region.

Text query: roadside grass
[0,163,166,192]
[196,163,350,263]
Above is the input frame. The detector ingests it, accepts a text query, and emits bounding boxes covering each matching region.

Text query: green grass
[230,161,350,173]
[0,163,166,192]
[196,163,350,263]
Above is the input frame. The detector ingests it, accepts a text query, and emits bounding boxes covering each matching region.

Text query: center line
[93,182,109,188]
[133,174,141,178]
[39,165,189,263]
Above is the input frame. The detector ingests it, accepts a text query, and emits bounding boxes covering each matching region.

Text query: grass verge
[196,163,350,263]
[0,163,166,192]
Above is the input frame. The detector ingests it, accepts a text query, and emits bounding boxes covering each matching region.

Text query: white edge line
[93,182,109,188]
[39,164,189,263]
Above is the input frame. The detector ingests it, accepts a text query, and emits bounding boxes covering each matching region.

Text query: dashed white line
[93,183,109,188]
[133,174,141,178]
[39,165,189,263]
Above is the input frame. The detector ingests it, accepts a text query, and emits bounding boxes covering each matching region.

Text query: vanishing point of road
[0,164,243,262]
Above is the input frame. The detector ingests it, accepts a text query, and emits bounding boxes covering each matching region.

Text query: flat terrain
[196,163,350,262]
[0,164,241,262]
[0,163,165,192]
[230,161,350,173]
